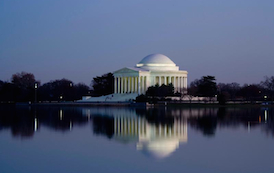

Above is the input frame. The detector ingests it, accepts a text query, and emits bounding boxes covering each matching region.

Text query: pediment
[113,67,139,74]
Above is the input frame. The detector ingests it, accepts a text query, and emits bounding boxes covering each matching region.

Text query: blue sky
[1,0,273,86]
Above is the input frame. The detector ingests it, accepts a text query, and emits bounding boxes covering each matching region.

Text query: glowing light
[265,110,268,122]
[70,121,72,130]
[59,110,63,120]
[34,118,38,131]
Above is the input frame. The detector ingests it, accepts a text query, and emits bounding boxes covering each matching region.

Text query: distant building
[80,53,188,102]
[113,53,188,95]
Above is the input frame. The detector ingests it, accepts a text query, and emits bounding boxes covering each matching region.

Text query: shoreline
[0,101,273,108]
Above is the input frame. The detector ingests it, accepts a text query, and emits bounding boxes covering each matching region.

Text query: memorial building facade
[113,54,188,95]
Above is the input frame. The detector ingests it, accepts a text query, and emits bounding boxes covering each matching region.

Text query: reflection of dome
[137,139,179,159]
[136,54,179,71]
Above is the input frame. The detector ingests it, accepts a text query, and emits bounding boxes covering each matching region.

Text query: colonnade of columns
[153,76,187,93]
[114,76,147,94]
[114,75,187,95]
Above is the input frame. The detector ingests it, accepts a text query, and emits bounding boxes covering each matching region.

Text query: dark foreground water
[0,105,274,173]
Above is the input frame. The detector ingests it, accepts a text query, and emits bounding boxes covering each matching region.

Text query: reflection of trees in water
[1,105,274,139]
[188,107,261,137]
[89,107,274,138]
[36,106,88,131]
[188,107,273,137]
[0,105,35,138]
[0,105,89,139]
[92,115,114,139]
[189,116,217,136]
[186,107,219,136]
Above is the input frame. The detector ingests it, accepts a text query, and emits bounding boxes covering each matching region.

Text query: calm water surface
[0,105,274,173]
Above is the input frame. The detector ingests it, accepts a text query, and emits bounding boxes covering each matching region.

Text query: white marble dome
[136,54,179,71]
[138,54,175,65]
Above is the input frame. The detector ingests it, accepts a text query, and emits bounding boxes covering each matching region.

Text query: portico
[113,54,188,95]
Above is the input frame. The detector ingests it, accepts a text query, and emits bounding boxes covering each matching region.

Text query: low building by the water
[80,54,188,102]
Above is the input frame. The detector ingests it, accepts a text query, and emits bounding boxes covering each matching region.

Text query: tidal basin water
[0,105,274,173]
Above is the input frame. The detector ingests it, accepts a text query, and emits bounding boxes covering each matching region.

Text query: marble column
[159,76,161,85]
[135,77,137,93]
[118,77,120,93]
[121,77,124,93]
[125,77,127,93]
[144,76,147,92]
[138,76,140,95]
[114,77,117,93]
[141,76,145,94]
[128,77,130,93]
[174,76,177,92]
[130,77,134,93]
[178,77,180,92]
[181,77,184,93]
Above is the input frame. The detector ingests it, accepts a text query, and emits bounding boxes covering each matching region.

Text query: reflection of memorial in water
[1,105,274,141]
[85,107,188,159]
[114,116,187,159]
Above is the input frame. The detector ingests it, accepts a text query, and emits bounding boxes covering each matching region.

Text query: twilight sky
[0,0,273,86]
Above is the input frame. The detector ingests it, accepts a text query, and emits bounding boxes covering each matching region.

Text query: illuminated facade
[80,53,188,102]
[113,54,188,95]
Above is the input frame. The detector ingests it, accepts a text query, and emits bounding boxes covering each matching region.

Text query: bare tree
[261,76,274,101]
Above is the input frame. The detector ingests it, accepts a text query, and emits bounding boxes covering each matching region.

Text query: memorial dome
[137,54,176,66]
[136,54,179,71]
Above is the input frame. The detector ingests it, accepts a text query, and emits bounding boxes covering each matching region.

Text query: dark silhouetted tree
[238,84,261,102]
[146,84,174,97]
[135,94,148,102]
[218,82,241,100]
[11,72,37,89]
[0,81,19,102]
[91,73,114,96]
[198,76,217,97]
[261,76,274,101]
[10,72,39,102]
[38,79,75,101]
[74,83,90,100]
[217,92,230,105]
[190,76,217,98]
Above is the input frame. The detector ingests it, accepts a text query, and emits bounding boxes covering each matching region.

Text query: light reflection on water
[0,105,274,173]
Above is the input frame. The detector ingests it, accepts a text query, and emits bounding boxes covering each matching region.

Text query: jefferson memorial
[81,53,188,102]
[114,53,188,95]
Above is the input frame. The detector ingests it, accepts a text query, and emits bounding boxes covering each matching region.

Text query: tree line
[137,75,274,104]
[1,71,273,103]
[0,72,115,103]
[0,72,91,102]
[188,75,274,104]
